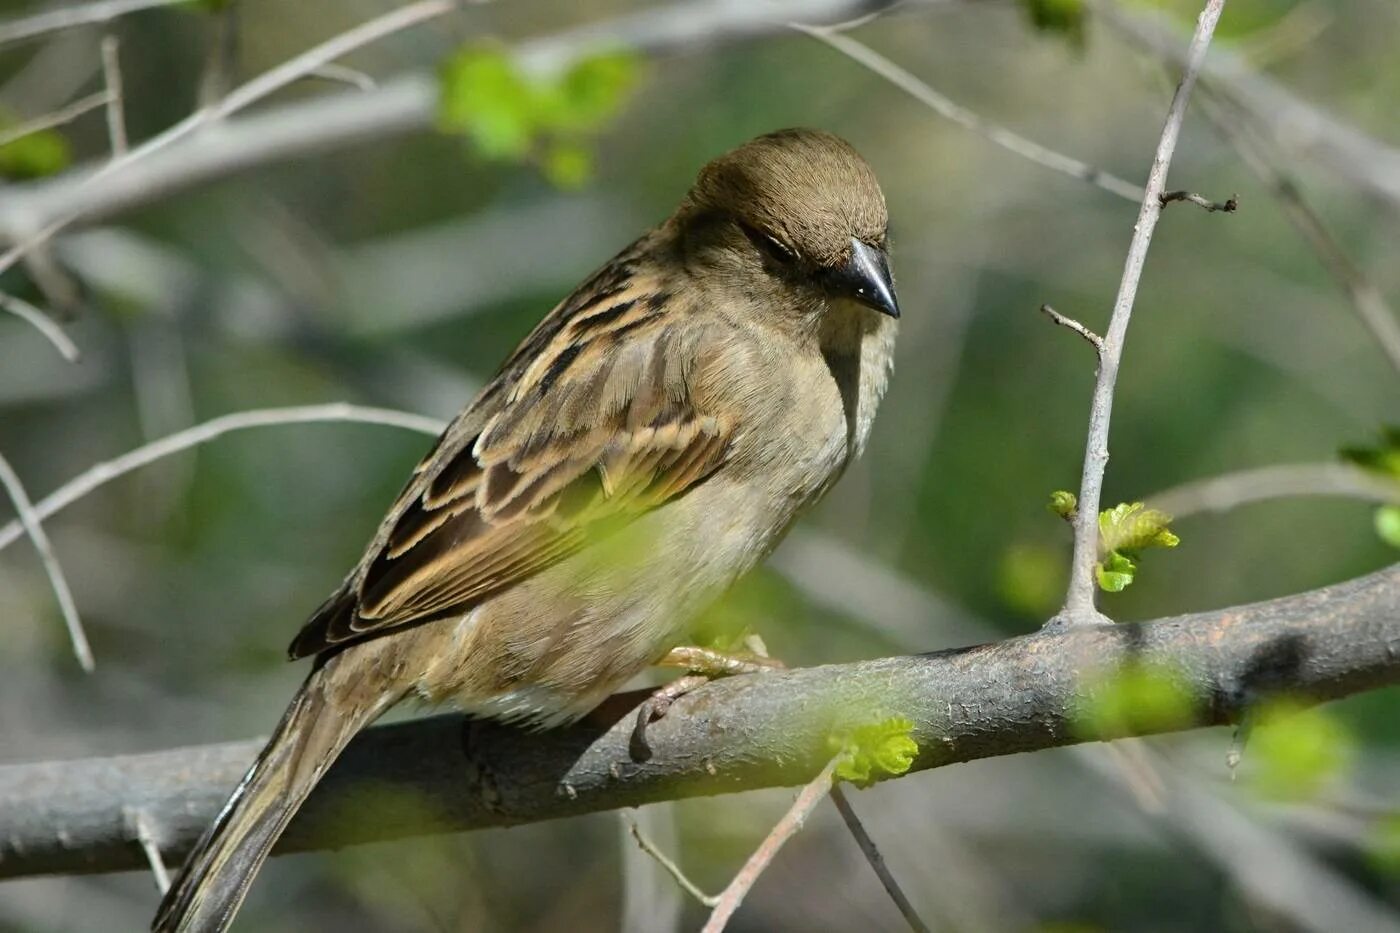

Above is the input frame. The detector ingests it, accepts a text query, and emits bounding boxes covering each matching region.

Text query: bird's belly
[412,477,793,727]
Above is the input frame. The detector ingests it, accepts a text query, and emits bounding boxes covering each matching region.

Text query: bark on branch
[1,561,1397,881]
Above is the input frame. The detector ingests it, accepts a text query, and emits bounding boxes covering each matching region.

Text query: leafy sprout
[438,44,641,188]
[829,717,919,787]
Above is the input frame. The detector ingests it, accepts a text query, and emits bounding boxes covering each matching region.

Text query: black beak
[828,237,899,318]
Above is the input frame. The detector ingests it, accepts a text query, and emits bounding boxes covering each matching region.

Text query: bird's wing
[289,257,733,658]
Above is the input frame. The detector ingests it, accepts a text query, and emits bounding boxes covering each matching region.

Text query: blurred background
[1,0,1398,929]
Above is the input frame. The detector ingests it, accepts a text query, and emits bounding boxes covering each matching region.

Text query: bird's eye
[738,221,798,266]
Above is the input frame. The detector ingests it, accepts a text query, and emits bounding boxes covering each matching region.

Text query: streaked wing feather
[289,250,731,659]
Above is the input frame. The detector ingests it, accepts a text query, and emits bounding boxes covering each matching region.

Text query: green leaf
[0,126,71,180]
[1375,506,1400,549]
[1019,0,1085,44]
[1247,702,1354,801]
[1092,502,1178,593]
[1076,663,1194,739]
[1095,551,1136,593]
[541,141,593,190]
[437,46,537,159]
[1098,501,1178,554]
[1340,427,1400,480]
[830,717,919,787]
[552,51,641,131]
[1047,490,1078,520]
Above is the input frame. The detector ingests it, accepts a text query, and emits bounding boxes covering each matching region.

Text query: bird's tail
[152,660,397,933]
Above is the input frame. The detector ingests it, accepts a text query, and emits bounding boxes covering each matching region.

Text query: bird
[153,127,899,932]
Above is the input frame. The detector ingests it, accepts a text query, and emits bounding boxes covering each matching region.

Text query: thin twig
[0,404,445,554]
[0,0,455,280]
[308,63,378,91]
[700,756,841,933]
[100,35,128,157]
[794,23,1145,203]
[0,91,113,148]
[1039,304,1105,355]
[0,291,79,362]
[0,0,185,47]
[197,0,238,107]
[829,786,932,933]
[623,814,719,908]
[1053,0,1228,628]
[125,808,170,893]
[0,450,92,672]
[1159,189,1237,212]
[1195,91,1400,377]
[1147,462,1400,519]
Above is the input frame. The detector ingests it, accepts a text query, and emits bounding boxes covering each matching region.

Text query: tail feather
[153,668,393,933]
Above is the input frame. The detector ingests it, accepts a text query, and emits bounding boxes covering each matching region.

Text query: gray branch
[1,560,1396,881]
[6,0,1400,242]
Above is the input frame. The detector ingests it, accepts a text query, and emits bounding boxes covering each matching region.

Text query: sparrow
[153,127,899,932]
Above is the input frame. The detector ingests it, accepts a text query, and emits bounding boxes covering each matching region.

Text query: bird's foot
[630,674,710,761]
[654,642,786,676]
[630,642,786,760]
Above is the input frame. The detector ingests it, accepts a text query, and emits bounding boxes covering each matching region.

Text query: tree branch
[1,560,1395,880]
[1148,462,1400,519]
[1053,0,1226,627]
[1091,0,1400,213]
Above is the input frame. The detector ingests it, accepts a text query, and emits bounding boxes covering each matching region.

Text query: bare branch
[1091,0,1400,211]
[0,404,445,555]
[1195,91,1400,376]
[1039,304,1105,355]
[0,290,80,361]
[1053,0,1227,629]
[125,809,171,894]
[1147,462,1400,519]
[623,814,719,908]
[0,0,186,48]
[829,786,931,933]
[794,23,1145,203]
[701,756,841,932]
[100,35,128,157]
[307,63,378,92]
[1159,189,1237,213]
[0,0,456,280]
[0,449,92,672]
[0,91,113,147]
[1,560,1396,880]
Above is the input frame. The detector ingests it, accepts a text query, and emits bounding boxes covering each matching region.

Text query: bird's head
[678,128,898,320]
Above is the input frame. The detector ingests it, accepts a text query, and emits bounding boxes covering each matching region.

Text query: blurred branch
[794,23,1145,203]
[701,756,842,933]
[4,0,1398,253]
[1074,744,1400,932]
[0,0,186,48]
[624,814,719,908]
[829,786,931,933]
[99,35,127,157]
[1091,0,1400,212]
[0,449,92,672]
[1052,0,1225,629]
[1,560,1397,879]
[0,0,456,280]
[0,290,79,361]
[0,0,900,241]
[0,403,445,555]
[1147,462,1400,519]
[0,90,113,147]
[1195,91,1400,377]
